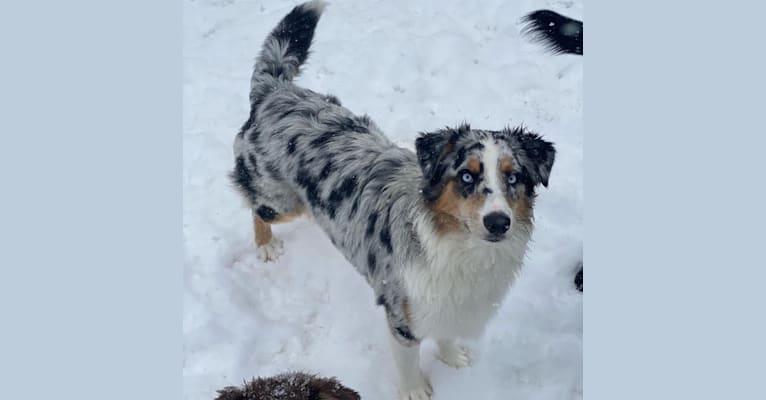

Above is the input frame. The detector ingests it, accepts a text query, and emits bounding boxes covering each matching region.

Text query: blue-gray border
[2,0,766,398]
[588,0,766,398]
[0,0,181,398]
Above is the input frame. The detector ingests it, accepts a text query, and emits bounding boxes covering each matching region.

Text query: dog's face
[416,124,555,243]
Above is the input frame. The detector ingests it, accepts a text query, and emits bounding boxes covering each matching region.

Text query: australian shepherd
[229,2,557,399]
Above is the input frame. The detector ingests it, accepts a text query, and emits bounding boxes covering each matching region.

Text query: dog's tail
[521,10,583,55]
[252,0,327,84]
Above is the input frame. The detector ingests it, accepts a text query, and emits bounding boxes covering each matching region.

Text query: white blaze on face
[479,139,513,224]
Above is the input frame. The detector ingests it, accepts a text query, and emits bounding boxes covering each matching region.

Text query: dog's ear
[415,124,467,201]
[506,127,556,188]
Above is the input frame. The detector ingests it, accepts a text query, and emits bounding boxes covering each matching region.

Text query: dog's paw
[398,372,432,400]
[437,340,473,369]
[399,383,432,400]
[256,237,284,262]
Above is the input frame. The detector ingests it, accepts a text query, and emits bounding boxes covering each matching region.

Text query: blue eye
[461,171,474,184]
[507,173,517,185]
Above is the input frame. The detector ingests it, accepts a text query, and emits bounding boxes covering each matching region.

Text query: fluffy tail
[253,0,327,83]
[521,10,583,55]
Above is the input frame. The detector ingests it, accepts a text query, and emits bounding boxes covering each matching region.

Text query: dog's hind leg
[252,203,305,262]
[253,212,282,262]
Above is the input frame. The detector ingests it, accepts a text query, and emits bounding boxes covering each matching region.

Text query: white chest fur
[403,221,531,339]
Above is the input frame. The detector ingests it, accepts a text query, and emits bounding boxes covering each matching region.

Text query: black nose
[483,212,511,235]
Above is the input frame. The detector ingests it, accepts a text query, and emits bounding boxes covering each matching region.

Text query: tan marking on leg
[253,214,273,247]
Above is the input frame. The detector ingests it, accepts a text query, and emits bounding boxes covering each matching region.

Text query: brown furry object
[215,372,360,400]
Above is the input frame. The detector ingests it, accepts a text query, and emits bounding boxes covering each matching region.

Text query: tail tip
[302,0,328,15]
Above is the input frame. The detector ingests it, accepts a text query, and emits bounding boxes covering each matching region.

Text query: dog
[521,9,583,55]
[215,372,360,400]
[230,2,556,399]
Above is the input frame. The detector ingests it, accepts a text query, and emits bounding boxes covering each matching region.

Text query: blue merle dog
[230,2,557,399]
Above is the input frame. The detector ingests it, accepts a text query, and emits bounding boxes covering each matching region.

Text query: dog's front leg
[388,333,431,400]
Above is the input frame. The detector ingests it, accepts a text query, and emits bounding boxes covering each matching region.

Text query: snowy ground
[183,0,582,399]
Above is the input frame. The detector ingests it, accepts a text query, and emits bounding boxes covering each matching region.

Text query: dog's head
[415,123,555,243]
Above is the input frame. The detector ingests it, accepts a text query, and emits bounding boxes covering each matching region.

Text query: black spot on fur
[329,176,358,203]
[376,295,386,306]
[318,160,334,181]
[233,156,252,186]
[310,130,336,148]
[395,326,416,342]
[383,158,405,175]
[278,108,294,120]
[380,224,393,254]
[453,142,485,169]
[366,212,378,238]
[256,205,278,222]
[296,167,323,209]
[287,134,300,154]
[295,164,356,219]
[348,192,361,218]
[458,183,477,198]
[247,154,261,177]
[367,252,376,275]
[453,146,467,170]
[326,175,358,218]
[265,161,282,180]
[348,116,372,133]
[230,156,256,202]
[466,142,485,152]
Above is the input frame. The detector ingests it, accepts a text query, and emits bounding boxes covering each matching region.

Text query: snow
[183,0,582,399]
